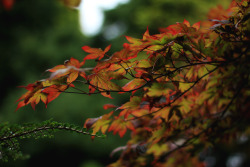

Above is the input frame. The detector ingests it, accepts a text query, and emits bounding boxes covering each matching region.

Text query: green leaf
[147,82,174,97]
[118,96,142,110]
[179,82,193,92]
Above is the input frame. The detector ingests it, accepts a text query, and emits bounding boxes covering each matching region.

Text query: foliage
[100,0,231,44]
[3,0,250,166]
[0,119,105,162]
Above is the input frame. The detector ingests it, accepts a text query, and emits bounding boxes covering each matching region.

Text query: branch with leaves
[10,0,250,166]
[0,120,105,162]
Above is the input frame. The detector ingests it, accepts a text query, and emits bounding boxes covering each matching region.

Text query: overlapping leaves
[15,1,250,166]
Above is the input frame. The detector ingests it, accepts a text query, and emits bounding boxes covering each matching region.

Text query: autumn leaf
[146,82,175,97]
[82,45,111,63]
[153,106,171,121]
[192,22,201,30]
[48,57,87,83]
[147,143,168,158]
[148,125,167,144]
[121,79,146,94]
[16,82,69,111]
[109,45,137,63]
[16,82,44,111]
[42,85,68,104]
[88,72,121,98]
[103,104,117,110]
[118,96,142,110]
[168,105,183,123]
[117,96,143,118]
[108,117,135,137]
[84,111,113,134]
[178,82,194,92]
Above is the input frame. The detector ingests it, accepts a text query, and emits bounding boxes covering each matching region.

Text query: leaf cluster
[12,0,250,166]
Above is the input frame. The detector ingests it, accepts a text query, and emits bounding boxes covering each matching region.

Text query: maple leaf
[88,72,121,98]
[82,45,111,63]
[118,96,142,110]
[121,79,147,94]
[125,36,144,51]
[48,57,87,83]
[42,85,68,104]
[103,104,117,110]
[148,125,167,144]
[125,28,168,55]
[16,81,69,111]
[117,96,142,118]
[16,82,44,111]
[147,143,168,158]
[146,82,175,97]
[108,44,137,64]
[179,82,194,92]
[84,111,113,135]
[153,106,171,121]
[108,117,135,137]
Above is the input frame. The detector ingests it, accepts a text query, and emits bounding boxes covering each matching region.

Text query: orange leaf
[66,57,81,68]
[82,45,111,62]
[88,72,121,98]
[43,85,68,103]
[183,19,191,27]
[118,96,142,110]
[108,117,135,137]
[15,101,26,112]
[47,65,66,72]
[67,71,79,83]
[192,22,201,30]
[16,82,45,111]
[121,79,146,94]
[103,104,116,110]
[84,111,113,134]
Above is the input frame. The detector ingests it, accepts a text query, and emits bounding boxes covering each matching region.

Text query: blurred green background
[2,0,245,167]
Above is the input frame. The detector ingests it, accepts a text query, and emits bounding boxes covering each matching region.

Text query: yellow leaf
[179,82,193,92]
[147,143,168,158]
[147,82,174,97]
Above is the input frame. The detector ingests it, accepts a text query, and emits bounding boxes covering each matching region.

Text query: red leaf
[82,45,111,62]
[15,101,25,112]
[103,104,116,110]
[66,57,81,68]
[192,22,201,30]
[42,85,68,103]
[183,19,190,27]
[108,118,135,137]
